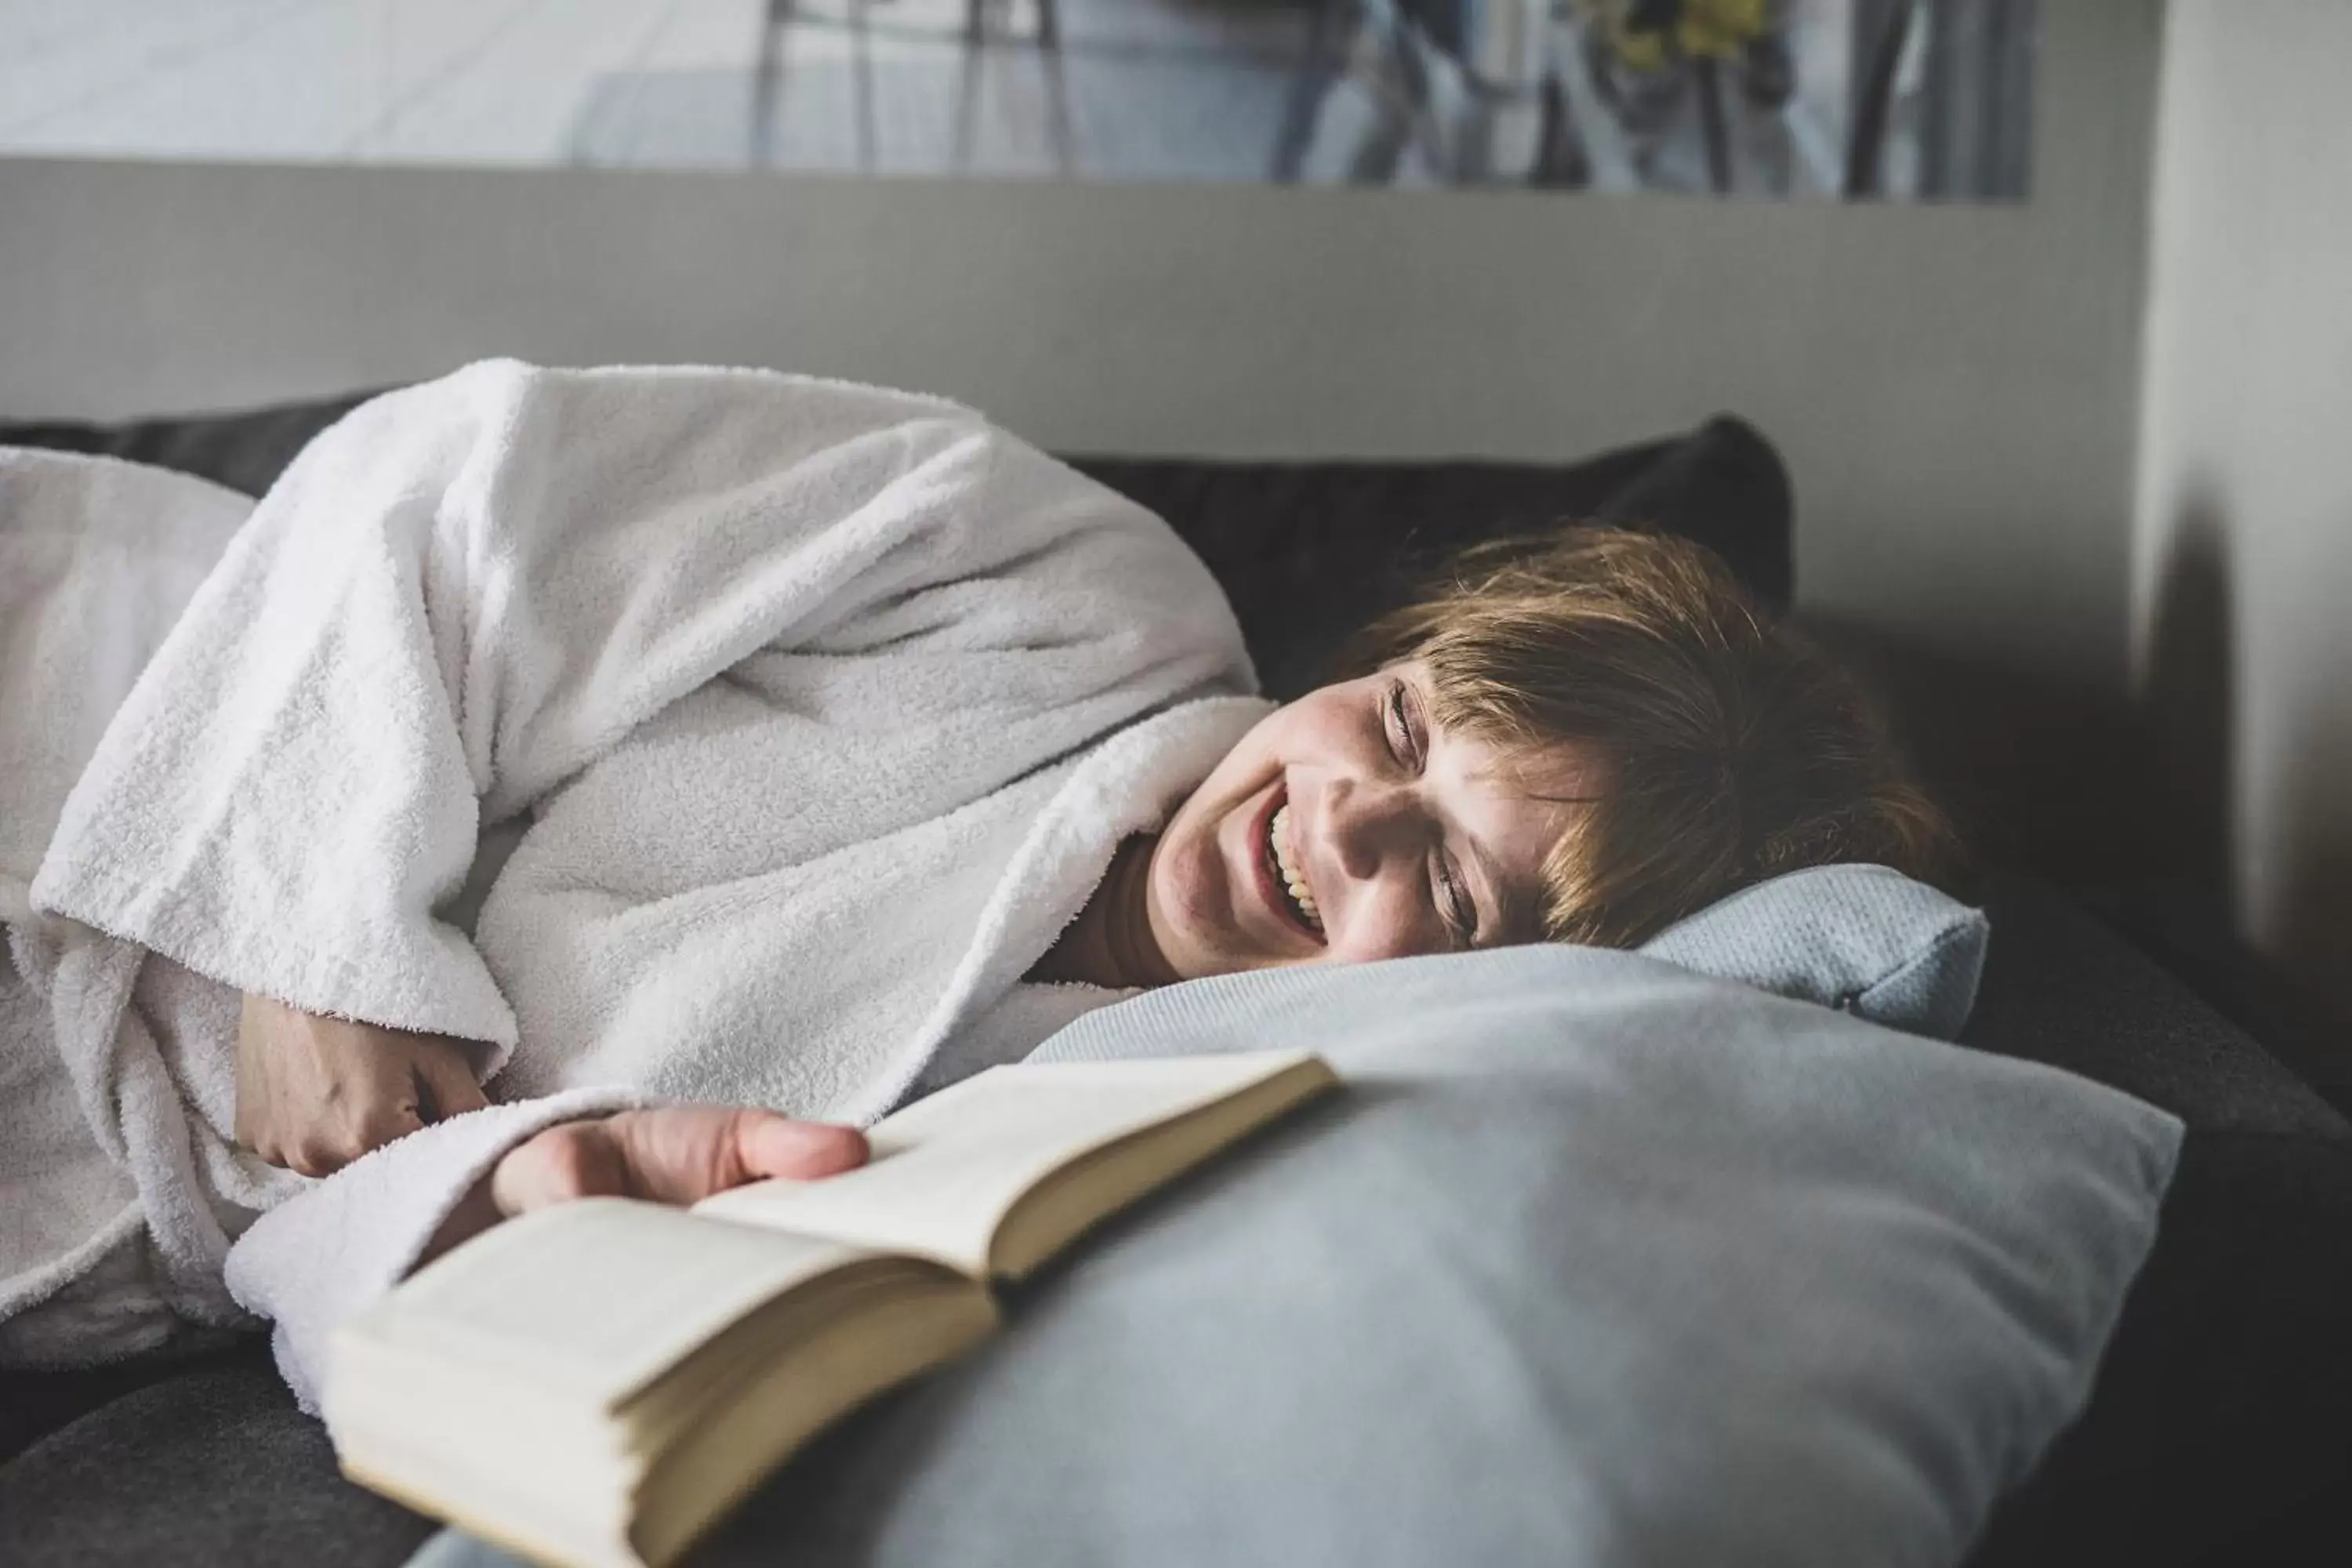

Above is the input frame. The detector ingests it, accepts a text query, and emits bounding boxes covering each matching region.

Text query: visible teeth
[1269,803,1322,930]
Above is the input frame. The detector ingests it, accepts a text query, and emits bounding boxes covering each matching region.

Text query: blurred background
[0,0,2032,198]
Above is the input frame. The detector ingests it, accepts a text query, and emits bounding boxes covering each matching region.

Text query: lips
[1249,781,1324,945]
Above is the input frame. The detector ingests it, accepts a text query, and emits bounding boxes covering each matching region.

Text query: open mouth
[1261,789,1323,938]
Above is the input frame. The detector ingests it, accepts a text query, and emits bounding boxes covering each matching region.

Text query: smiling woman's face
[1145,662,1595,980]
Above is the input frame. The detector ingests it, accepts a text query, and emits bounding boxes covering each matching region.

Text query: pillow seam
[1855,915,1983,1011]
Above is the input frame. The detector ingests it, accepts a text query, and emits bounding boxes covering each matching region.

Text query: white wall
[0,2,2160,682]
[2134,0,2352,1016]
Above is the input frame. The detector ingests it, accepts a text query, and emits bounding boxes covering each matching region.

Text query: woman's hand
[419,1108,869,1265]
[493,1108,869,1210]
[235,993,491,1177]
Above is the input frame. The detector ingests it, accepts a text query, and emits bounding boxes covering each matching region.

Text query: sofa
[3,393,2347,1566]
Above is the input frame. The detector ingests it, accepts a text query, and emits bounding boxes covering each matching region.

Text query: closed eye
[1436,856,1475,948]
[1386,678,1475,946]
[1383,679,1420,769]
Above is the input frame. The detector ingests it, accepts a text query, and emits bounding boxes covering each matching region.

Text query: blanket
[3,361,1264,1400]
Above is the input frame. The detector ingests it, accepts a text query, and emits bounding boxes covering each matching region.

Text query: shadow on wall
[2132,486,2352,1104]
[1806,494,2347,1104]
[1796,612,2167,897]
[2269,686,2352,1032]
[2140,488,2234,912]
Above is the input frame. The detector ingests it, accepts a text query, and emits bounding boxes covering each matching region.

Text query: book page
[693,1051,1329,1276]
[342,1198,878,1410]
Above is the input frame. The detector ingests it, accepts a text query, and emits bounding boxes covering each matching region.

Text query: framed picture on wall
[0,1,2034,201]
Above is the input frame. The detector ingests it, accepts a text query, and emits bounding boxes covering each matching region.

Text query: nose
[1320,774,1423,884]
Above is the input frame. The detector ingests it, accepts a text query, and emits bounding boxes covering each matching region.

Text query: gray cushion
[420,945,2176,1568]
[1638,862,1989,1037]
[0,1342,435,1568]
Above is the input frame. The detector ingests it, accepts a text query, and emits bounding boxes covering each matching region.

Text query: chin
[1145,819,1227,980]
[1148,778,1269,980]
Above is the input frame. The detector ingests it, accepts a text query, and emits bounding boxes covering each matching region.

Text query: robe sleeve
[221,1085,648,1414]
[31,358,1243,1060]
[38,359,1249,1406]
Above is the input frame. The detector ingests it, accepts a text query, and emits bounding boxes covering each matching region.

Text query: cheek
[1218,692,1359,784]
[1164,724,1273,846]
[1147,813,1237,971]
[1325,882,1434,964]
[1172,830,1227,922]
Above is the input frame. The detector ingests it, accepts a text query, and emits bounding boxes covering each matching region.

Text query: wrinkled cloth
[2,448,291,1363]
[6,361,1262,1401]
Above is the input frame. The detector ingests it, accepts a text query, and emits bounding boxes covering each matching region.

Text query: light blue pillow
[1639,862,1989,1038]
[417,944,2174,1568]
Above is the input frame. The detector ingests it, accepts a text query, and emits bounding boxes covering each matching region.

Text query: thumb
[735,1113,869,1184]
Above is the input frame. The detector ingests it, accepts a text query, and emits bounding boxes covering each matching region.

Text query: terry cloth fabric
[5,361,1262,1399]
[1,448,289,1363]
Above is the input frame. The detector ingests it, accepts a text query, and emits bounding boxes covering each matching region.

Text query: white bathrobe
[0,361,1266,1406]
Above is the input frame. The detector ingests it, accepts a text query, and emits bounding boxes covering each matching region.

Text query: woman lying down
[0,361,1949,1403]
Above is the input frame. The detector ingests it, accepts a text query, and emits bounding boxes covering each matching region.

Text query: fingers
[267,1132,385,1180]
[598,1107,869,1207]
[419,1051,492,1123]
[236,1017,490,1177]
[249,1097,420,1177]
[482,1109,868,1232]
[492,1121,629,1214]
[284,1100,426,1178]
[735,1113,869,1183]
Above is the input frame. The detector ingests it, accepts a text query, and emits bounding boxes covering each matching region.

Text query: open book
[325,1050,1337,1568]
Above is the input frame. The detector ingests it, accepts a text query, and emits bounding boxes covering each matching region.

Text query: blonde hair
[1345,527,1957,949]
